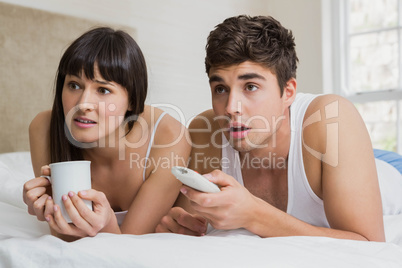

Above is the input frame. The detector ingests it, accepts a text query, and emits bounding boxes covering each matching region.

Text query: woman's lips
[73,117,97,129]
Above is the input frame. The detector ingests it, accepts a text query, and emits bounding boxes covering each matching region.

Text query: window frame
[326,0,402,153]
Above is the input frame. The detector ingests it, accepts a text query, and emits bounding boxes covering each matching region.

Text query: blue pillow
[373,149,402,175]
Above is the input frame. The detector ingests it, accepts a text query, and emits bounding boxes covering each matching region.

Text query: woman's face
[62,65,131,146]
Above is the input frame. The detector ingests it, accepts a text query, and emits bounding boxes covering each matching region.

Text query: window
[329,0,402,153]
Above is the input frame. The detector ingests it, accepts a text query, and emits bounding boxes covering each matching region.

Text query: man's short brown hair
[205,15,298,96]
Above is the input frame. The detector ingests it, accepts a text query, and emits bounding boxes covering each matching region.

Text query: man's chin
[229,141,254,153]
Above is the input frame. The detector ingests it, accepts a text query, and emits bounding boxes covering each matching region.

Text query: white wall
[1,0,324,123]
[265,0,323,94]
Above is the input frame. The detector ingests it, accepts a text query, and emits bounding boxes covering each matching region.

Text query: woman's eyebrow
[93,79,116,87]
[67,74,81,79]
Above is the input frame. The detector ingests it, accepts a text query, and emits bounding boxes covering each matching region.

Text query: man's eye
[246,84,258,92]
[98,88,111,94]
[215,86,226,94]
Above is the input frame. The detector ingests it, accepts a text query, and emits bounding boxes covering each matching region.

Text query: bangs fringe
[59,31,129,87]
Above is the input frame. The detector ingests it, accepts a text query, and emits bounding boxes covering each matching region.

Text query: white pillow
[0,151,34,208]
[0,151,50,237]
[376,158,402,215]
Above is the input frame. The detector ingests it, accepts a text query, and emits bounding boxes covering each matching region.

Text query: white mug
[43,161,92,223]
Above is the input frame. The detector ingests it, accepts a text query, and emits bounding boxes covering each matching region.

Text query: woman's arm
[155,110,221,236]
[120,112,192,234]
[29,110,51,177]
[23,111,52,220]
[26,111,85,241]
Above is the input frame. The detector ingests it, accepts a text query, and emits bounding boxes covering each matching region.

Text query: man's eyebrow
[238,73,266,81]
[209,73,266,83]
[209,75,224,83]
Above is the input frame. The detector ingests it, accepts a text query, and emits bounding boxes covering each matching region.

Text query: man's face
[209,61,294,152]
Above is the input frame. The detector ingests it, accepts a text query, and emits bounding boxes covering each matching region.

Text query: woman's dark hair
[205,15,298,95]
[50,27,147,162]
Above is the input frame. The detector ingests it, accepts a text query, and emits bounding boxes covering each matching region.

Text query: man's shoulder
[188,109,222,144]
[189,109,220,130]
[304,94,352,117]
[188,109,222,173]
[302,93,359,159]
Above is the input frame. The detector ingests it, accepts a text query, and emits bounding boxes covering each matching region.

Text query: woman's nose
[77,90,97,112]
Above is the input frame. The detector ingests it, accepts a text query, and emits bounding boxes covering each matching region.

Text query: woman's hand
[45,189,120,238]
[23,165,53,221]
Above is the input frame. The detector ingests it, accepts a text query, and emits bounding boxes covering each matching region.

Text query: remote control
[171,166,220,193]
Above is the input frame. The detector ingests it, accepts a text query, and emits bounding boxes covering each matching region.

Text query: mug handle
[41,175,52,184]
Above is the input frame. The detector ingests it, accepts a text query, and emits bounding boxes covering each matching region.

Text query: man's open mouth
[230,126,251,132]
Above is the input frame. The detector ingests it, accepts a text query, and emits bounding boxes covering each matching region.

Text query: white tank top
[222,93,330,227]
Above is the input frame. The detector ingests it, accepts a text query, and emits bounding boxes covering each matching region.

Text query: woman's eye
[98,88,111,94]
[246,84,258,92]
[68,82,80,90]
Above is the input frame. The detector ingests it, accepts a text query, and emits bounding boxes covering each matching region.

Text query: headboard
[0,2,135,153]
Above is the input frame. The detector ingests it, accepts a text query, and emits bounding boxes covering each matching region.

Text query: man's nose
[225,91,242,116]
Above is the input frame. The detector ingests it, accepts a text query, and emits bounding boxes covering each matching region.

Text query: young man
[156,15,387,241]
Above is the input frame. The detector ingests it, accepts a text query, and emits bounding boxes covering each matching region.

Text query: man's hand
[180,170,257,231]
[155,207,207,236]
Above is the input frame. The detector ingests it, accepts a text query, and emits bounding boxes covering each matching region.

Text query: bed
[1,3,402,267]
[0,151,402,267]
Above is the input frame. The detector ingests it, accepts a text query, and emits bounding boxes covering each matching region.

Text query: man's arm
[305,94,384,241]
[181,95,385,241]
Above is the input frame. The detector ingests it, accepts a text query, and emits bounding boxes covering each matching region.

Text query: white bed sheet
[1,152,402,268]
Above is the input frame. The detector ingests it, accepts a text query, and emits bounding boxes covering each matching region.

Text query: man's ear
[283,78,297,107]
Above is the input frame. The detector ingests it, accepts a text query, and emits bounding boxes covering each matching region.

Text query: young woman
[22,27,191,241]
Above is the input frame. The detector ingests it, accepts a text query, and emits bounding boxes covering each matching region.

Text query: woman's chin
[68,136,100,148]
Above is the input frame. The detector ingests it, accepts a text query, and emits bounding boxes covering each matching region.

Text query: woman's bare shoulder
[140,105,189,145]
[29,110,52,176]
[29,110,52,132]
[122,105,190,157]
